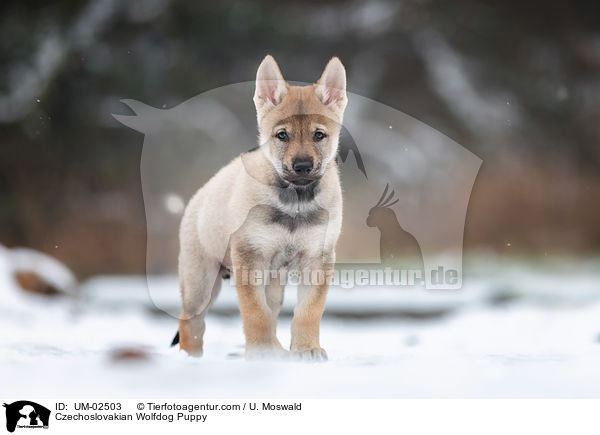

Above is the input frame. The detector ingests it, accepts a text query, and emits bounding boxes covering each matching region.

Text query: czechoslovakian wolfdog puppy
[174,55,347,360]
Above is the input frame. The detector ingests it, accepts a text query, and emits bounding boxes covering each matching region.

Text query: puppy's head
[253,55,347,186]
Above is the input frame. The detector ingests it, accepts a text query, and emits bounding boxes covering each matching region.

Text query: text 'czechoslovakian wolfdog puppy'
[173,55,347,361]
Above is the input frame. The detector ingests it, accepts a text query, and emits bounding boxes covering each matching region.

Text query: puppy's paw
[179,340,203,357]
[291,347,328,362]
[182,348,203,358]
[245,344,289,360]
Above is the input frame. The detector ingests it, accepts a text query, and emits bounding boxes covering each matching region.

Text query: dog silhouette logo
[113,80,482,316]
[3,401,50,432]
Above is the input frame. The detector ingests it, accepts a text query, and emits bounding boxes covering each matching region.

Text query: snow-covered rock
[7,246,77,296]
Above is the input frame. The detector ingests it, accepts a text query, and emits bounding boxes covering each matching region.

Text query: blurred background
[2,0,600,399]
[1,0,599,278]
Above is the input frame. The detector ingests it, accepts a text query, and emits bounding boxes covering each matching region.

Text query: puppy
[175,55,347,360]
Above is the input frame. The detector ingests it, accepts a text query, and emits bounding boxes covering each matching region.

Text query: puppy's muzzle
[282,158,321,186]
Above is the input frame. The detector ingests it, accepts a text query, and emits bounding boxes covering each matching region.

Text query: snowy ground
[1,247,600,398]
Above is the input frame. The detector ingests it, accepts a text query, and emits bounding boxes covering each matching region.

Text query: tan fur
[177,55,347,360]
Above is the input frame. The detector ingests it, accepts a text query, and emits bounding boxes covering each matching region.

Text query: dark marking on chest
[276,179,321,204]
[269,206,328,232]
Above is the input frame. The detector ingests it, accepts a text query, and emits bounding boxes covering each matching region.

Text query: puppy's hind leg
[178,246,222,357]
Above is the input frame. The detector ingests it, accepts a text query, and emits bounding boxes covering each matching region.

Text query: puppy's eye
[276,131,288,141]
[314,131,326,141]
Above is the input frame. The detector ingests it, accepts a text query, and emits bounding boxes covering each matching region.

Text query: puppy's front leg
[290,259,333,361]
[232,246,285,359]
[265,281,287,353]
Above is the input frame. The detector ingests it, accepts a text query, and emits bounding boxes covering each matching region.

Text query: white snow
[1,246,600,398]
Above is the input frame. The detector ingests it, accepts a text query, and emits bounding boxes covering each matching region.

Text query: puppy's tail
[170,330,180,347]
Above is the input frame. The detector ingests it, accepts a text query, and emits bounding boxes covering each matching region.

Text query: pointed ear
[254,55,288,111]
[315,57,347,109]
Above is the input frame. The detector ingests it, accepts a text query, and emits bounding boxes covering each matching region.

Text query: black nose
[292,158,313,176]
